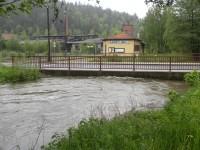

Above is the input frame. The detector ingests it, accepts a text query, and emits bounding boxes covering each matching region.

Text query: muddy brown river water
[0,77,186,150]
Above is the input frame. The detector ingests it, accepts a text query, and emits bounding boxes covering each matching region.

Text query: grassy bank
[43,71,200,150]
[0,66,41,83]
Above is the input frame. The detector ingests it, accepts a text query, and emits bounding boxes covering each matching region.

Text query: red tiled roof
[110,33,132,39]
[103,32,140,41]
[1,33,16,40]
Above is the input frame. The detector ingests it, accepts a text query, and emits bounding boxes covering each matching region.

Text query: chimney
[122,24,134,37]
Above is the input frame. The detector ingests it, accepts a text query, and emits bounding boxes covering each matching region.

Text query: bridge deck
[12,56,200,79]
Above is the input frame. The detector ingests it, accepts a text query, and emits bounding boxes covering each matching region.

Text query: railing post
[39,56,42,69]
[133,56,135,71]
[68,56,71,71]
[169,56,172,72]
[99,56,102,71]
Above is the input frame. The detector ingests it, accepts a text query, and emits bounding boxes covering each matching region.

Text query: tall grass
[0,66,41,83]
[43,71,200,150]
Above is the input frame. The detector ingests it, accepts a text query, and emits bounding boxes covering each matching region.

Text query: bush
[4,40,23,51]
[0,51,25,62]
[0,66,41,83]
[80,44,95,54]
[0,40,6,49]
[184,70,200,86]
[1,40,48,56]
[168,90,179,101]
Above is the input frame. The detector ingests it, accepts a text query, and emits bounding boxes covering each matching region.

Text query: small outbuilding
[102,24,144,56]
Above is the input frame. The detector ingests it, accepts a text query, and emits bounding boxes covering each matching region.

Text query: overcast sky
[66,0,150,18]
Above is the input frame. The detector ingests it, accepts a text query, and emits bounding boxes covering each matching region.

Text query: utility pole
[191,9,195,54]
[64,8,69,55]
[47,5,51,62]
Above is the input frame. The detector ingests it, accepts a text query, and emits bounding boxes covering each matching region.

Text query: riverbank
[43,72,200,150]
[0,66,41,83]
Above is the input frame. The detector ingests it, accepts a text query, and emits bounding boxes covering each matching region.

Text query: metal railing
[12,56,200,72]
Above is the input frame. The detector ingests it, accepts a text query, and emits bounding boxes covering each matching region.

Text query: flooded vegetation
[0,77,186,149]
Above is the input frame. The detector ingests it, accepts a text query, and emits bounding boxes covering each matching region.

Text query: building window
[110,40,128,44]
[110,40,117,44]
[134,45,140,52]
[109,47,125,53]
[114,48,125,53]
[121,40,128,44]
[109,47,115,53]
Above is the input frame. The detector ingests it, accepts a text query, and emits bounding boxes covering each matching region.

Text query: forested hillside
[0,2,140,39]
[1,0,199,54]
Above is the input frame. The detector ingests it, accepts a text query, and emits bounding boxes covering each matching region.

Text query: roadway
[37,62,200,72]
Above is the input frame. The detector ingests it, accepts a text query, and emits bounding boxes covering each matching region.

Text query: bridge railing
[12,56,200,72]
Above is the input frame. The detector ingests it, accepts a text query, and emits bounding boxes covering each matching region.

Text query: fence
[12,56,200,72]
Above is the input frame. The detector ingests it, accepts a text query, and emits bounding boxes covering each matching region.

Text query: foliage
[141,7,168,53]
[0,50,24,62]
[80,44,95,54]
[4,39,23,51]
[168,89,178,101]
[0,40,48,54]
[43,73,200,150]
[0,2,139,37]
[184,70,200,86]
[0,66,41,83]
[141,0,200,54]
[0,39,5,49]
[0,0,60,16]
[22,41,48,55]
[145,0,176,6]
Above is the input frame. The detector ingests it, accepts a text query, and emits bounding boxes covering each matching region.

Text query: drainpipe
[105,44,107,56]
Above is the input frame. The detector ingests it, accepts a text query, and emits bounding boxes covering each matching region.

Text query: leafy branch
[145,0,176,6]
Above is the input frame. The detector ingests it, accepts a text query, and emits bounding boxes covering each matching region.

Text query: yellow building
[102,33,144,56]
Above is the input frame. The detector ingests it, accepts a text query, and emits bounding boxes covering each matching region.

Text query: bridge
[12,56,200,80]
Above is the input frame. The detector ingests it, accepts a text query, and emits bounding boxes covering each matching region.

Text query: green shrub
[4,40,23,51]
[0,40,48,56]
[0,40,6,49]
[80,44,95,54]
[184,71,200,86]
[0,66,41,83]
[168,90,179,101]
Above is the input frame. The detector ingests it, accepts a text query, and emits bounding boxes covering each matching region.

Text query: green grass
[0,66,41,83]
[43,72,200,150]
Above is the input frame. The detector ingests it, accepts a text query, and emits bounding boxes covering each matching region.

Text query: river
[0,77,186,150]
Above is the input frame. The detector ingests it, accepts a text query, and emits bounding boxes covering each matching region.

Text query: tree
[163,7,183,52]
[145,0,176,6]
[181,0,200,53]
[0,0,100,15]
[142,0,200,54]
[0,0,47,15]
[50,24,58,35]
[141,7,168,53]
[164,0,200,53]
[20,30,28,40]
